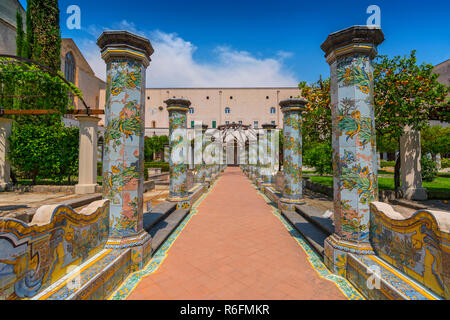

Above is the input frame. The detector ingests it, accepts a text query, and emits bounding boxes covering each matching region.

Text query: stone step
[143,201,177,232]
[149,209,189,252]
[294,205,334,236]
[281,209,328,257]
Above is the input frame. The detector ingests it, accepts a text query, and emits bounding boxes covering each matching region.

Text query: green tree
[8,123,79,184]
[15,10,25,57]
[299,50,449,189]
[27,0,61,71]
[374,50,449,189]
[421,125,450,156]
[144,135,169,161]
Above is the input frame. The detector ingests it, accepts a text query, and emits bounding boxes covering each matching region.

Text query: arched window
[64,52,75,83]
[189,107,194,114]
[225,107,231,114]
[270,107,276,114]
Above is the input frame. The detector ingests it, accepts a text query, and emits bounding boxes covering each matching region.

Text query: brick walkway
[127,167,346,300]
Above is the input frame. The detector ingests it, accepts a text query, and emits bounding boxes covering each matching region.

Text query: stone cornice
[165,97,192,111]
[279,98,308,113]
[321,25,384,64]
[97,31,154,66]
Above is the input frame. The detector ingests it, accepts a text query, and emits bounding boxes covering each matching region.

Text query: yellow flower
[112,87,121,96]
[360,86,369,94]
[112,166,120,174]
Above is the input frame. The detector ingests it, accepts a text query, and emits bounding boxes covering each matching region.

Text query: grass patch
[309,176,450,193]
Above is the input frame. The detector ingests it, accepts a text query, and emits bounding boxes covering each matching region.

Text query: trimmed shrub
[421,156,438,182]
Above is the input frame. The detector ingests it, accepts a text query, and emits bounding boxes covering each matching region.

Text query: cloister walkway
[126,167,347,300]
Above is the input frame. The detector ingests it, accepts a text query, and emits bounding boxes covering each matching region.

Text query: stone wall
[0,0,25,55]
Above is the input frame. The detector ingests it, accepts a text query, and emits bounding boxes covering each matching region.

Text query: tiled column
[166,98,191,209]
[321,26,384,276]
[75,116,100,194]
[256,130,266,186]
[204,131,213,183]
[279,99,307,211]
[0,118,13,191]
[98,31,154,270]
[249,133,257,181]
[163,144,169,162]
[194,124,208,184]
[262,124,277,186]
[221,142,226,172]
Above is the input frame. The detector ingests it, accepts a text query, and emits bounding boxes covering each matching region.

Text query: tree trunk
[32,168,39,185]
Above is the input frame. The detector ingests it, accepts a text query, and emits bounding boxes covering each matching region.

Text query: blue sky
[19,0,450,87]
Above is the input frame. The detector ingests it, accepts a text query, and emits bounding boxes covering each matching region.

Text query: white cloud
[79,21,298,87]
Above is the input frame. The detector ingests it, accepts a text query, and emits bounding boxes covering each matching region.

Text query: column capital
[97,30,154,67]
[75,115,101,123]
[164,97,191,113]
[0,117,14,125]
[279,98,308,113]
[321,25,384,64]
[262,123,277,129]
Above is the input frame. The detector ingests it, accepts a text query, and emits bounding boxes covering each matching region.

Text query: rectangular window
[271,121,276,125]
[191,120,195,128]
[238,121,242,125]
[225,121,230,125]
[254,121,258,128]
[212,121,216,128]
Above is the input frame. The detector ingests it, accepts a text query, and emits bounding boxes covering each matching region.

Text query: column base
[0,182,10,192]
[75,183,98,194]
[278,197,306,211]
[324,233,375,277]
[167,195,192,210]
[400,187,427,201]
[105,231,152,272]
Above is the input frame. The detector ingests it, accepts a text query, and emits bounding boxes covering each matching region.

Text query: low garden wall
[369,201,449,299]
[0,200,110,300]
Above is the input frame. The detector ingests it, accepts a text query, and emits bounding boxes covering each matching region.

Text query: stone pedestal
[279,99,307,211]
[166,98,191,209]
[75,116,100,194]
[0,118,13,191]
[97,30,154,271]
[400,125,427,200]
[321,26,384,276]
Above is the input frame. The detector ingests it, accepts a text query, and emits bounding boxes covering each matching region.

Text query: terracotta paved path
[127,167,346,300]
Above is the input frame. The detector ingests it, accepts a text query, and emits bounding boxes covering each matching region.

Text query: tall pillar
[222,143,227,171]
[436,153,442,171]
[279,99,307,211]
[256,130,266,186]
[321,26,384,276]
[194,123,208,184]
[400,125,427,200]
[0,118,13,191]
[98,31,154,270]
[262,123,277,186]
[249,132,257,181]
[75,116,100,194]
[166,98,191,209]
